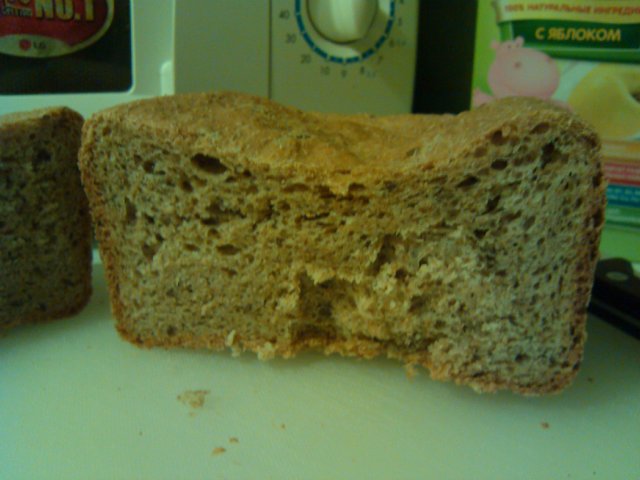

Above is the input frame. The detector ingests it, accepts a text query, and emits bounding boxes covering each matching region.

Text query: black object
[413,0,478,114]
[589,258,640,340]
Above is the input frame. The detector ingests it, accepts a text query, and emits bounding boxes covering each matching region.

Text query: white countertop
[2,258,639,480]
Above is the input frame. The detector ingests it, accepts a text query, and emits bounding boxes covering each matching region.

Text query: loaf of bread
[79,92,605,394]
[1,107,92,330]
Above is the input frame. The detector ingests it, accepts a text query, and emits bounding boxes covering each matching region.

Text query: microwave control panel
[271,0,418,113]
[1,0,418,117]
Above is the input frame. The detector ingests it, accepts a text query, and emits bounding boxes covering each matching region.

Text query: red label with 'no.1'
[0,0,114,57]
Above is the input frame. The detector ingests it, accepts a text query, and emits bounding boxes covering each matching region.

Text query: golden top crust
[0,107,84,153]
[0,107,83,129]
[84,92,596,182]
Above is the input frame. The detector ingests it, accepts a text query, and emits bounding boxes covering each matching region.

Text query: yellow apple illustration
[569,65,640,139]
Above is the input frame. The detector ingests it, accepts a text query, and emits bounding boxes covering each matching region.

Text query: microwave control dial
[292,0,397,64]
[271,0,418,114]
[307,0,378,44]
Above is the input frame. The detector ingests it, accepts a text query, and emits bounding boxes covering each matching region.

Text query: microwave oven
[0,0,422,117]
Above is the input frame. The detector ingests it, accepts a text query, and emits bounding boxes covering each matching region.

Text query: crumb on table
[177,389,210,409]
[541,421,550,429]
[212,447,226,456]
[229,437,239,444]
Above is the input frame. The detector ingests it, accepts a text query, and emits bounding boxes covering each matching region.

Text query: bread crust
[80,92,606,394]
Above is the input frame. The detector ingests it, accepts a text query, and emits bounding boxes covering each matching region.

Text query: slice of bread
[79,92,605,394]
[1,107,92,330]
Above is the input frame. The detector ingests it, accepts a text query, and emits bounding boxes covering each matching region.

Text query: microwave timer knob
[307,0,378,44]
[270,0,418,114]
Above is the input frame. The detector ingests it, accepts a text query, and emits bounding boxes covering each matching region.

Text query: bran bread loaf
[79,92,605,394]
[1,107,92,330]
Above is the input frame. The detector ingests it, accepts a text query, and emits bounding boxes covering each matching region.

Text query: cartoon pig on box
[473,37,560,107]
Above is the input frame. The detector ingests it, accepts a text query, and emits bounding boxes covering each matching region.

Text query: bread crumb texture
[79,92,606,395]
[1,107,92,330]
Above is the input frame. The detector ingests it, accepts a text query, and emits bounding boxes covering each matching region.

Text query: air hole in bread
[502,211,522,223]
[124,198,137,224]
[523,216,535,230]
[531,122,550,134]
[205,200,244,223]
[395,269,408,280]
[383,181,398,191]
[222,268,237,277]
[225,176,236,183]
[474,146,487,158]
[316,185,336,199]
[581,134,598,149]
[592,208,604,228]
[324,225,338,234]
[278,201,291,211]
[540,143,558,169]
[283,183,309,193]
[217,244,240,255]
[473,229,487,239]
[405,147,419,158]
[166,326,177,336]
[592,171,603,188]
[142,160,155,173]
[485,195,500,213]
[371,234,397,274]
[200,217,218,226]
[409,295,427,314]
[317,301,332,318]
[294,324,338,343]
[457,176,479,188]
[184,243,199,252]
[515,353,529,363]
[535,181,550,192]
[179,178,193,192]
[429,175,448,185]
[491,159,508,170]
[32,149,51,168]
[141,243,158,261]
[191,154,227,174]
[490,129,507,145]
[348,182,365,193]
[298,212,330,223]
